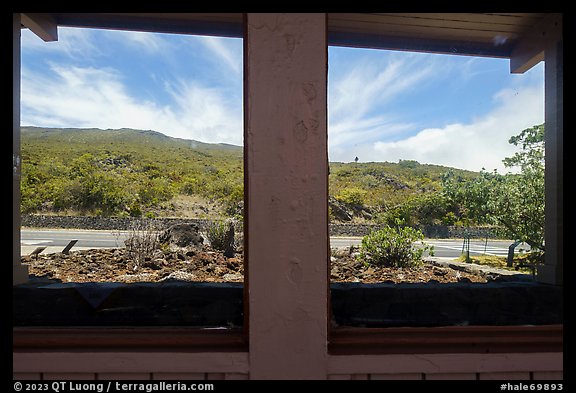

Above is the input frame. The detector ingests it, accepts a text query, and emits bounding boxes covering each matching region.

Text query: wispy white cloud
[328,53,442,146]
[197,36,242,75]
[22,64,167,127]
[106,29,172,55]
[21,27,104,58]
[328,47,544,172]
[21,29,243,145]
[368,82,545,172]
[22,28,543,172]
[21,63,242,145]
[163,78,243,144]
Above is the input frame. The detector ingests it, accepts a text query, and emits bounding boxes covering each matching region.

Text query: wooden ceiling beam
[20,12,559,68]
[52,13,243,38]
[510,13,562,74]
[328,30,511,58]
[21,13,58,42]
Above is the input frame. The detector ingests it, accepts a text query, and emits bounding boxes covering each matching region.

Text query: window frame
[13,13,562,357]
[328,325,563,355]
[13,15,249,353]
[324,14,563,355]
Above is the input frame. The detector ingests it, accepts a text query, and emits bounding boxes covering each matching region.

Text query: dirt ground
[22,245,488,284]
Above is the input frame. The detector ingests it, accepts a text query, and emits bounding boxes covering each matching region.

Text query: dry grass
[456,253,534,273]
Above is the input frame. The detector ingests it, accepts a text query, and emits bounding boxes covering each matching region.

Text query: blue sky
[21,26,544,172]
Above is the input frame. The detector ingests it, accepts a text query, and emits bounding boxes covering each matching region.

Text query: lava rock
[159,223,204,248]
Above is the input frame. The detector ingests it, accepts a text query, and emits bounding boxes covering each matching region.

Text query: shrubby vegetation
[21,127,243,218]
[356,123,545,269]
[441,124,545,252]
[21,124,545,264]
[329,160,476,227]
[205,218,239,257]
[358,221,434,268]
[22,127,476,223]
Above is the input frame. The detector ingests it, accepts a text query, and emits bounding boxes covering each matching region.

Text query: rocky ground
[22,222,493,284]
[22,245,488,284]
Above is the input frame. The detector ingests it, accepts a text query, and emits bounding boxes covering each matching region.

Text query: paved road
[21,229,126,249]
[20,229,529,259]
[331,236,529,258]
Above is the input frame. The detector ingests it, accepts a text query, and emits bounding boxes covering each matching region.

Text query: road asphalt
[20,228,527,260]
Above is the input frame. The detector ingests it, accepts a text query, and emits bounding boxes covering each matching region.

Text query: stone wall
[21,215,210,231]
[22,215,499,239]
[330,223,498,239]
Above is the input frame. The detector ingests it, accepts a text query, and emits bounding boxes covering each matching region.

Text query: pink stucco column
[244,13,329,379]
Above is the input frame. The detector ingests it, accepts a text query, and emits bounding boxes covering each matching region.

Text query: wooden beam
[330,325,563,355]
[539,38,563,286]
[328,30,511,58]
[54,13,243,38]
[510,38,544,74]
[510,13,561,74]
[13,328,246,351]
[13,13,28,285]
[20,13,58,42]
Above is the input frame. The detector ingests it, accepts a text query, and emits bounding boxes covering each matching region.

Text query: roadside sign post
[30,246,46,260]
[62,239,78,255]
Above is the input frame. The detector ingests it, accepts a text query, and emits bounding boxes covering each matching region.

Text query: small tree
[442,124,545,251]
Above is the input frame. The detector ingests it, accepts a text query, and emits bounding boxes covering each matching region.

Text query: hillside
[20,126,244,218]
[20,126,476,223]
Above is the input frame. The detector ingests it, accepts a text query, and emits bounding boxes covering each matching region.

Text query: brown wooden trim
[329,325,563,355]
[13,327,247,352]
[52,13,244,38]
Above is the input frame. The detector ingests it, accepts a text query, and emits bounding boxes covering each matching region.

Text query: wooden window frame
[324,14,563,356]
[14,13,563,359]
[13,327,247,351]
[328,325,563,355]
[13,15,249,354]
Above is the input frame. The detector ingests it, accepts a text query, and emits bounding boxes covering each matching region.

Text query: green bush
[221,184,244,218]
[335,187,367,206]
[205,219,235,257]
[376,191,458,227]
[358,223,434,268]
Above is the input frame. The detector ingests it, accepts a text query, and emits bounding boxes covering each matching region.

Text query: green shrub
[335,187,367,206]
[137,177,175,206]
[358,223,433,268]
[205,219,235,257]
[376,192,458,227]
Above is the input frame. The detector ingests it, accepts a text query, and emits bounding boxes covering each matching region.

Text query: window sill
[13,327,247,352]
[329,324,563,355]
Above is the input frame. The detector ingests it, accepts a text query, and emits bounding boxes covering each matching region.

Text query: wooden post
[539,33,563,286]
[245,13,328,379]
[14,13,29,285]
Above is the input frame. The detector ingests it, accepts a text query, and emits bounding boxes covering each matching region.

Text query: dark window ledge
[330,281,562,327]
[14,325,562,354]
[329,325,563,355]
[13,327,247,352]
[13,281,244,327]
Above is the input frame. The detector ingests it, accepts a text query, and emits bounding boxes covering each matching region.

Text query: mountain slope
[20,126,476,222]
[20,127,244,218]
